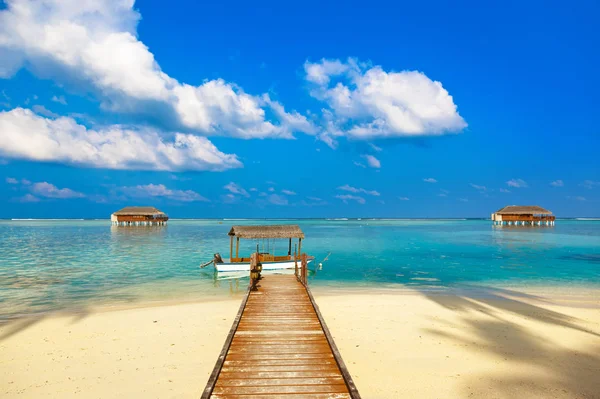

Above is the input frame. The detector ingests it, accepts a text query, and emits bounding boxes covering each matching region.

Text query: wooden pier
[201,256,360,399]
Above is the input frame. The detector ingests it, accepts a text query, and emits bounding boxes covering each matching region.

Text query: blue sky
[0,0,598,218]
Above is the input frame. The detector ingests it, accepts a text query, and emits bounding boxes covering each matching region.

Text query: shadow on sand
[0,291,138,342]
[418,285,600,398]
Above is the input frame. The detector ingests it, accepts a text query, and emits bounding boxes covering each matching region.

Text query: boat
[207,224,313,272]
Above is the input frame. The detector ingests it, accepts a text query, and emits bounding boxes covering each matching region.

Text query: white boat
[205,224,312,273]
[216,258,312,272]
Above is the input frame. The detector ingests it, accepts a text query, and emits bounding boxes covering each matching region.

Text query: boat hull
[216,259,312,272]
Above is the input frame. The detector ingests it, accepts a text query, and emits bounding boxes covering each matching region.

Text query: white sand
[1,287,599,398]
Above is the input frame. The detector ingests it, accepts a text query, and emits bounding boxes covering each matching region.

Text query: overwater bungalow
[491,205,555,226]
[110,206,168,226]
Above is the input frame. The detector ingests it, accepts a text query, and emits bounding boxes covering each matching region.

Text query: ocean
[1,219,599,320]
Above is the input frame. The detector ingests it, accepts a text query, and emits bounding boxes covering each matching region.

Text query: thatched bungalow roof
[228,225,305,239]
[112,206,166,216]
[494,205,552,215]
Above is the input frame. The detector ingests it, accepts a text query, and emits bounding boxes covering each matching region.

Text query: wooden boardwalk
[202,274,360,399]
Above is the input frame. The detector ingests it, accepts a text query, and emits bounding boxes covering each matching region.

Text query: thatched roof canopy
[112,206,166,216]
[494,205,552,215]
[228,225,305,239]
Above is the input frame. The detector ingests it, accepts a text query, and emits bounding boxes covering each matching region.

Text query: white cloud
[31,104,59,118]
[437,193,447,197]
[361,154,381,168]
[304,58,466,146]
[31,182,85,198]
[249,187,258,192]
[368,143,382,152]
[499,188,511,193]
[398,197,409,201]
[507,178,528,188]
[581,180,600,189]
[353,161,366,168]
[337,184,380,196]
[470,183,487,191]
[120,183,208,202]
[281,189,296,195]
[567,196,586,201]
[307,196,322,201]
[550,180,564,187]
[0,0,310,139]
[267,194,288,206]
[224,182,249,197]
[458,198,469,202]
[51,95,67,105]
[18,193,40,202]
[0,108,241,171]
[423,178,437,183]
[268,187,275,192]
[5,177,18,184]
[335,194,366,204]
[21,178,31,185]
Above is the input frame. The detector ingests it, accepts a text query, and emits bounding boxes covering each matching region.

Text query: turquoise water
[1,219,599,320]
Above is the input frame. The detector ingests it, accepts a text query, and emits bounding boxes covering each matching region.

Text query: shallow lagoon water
[1,219,599,320]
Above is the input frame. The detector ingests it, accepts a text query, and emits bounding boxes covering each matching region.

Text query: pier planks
[201,274,360,399]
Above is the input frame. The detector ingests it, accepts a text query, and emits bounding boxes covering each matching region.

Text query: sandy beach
[1,286,599,399]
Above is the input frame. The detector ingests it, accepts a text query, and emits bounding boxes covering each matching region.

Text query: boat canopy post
[236,237,240,259]
[288,238,292,256]
[230,235,233,261]
[298,238,302,257]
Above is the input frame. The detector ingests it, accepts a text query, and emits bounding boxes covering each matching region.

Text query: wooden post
[236,237,240,260]
[250,252,258,291]
[294,245,298,280]
[288,238,292,256]
[301,253,308,285]
[298,238,302,259]
[229,235,233,261]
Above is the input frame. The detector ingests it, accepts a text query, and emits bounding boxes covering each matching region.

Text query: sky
[0,0,598,218]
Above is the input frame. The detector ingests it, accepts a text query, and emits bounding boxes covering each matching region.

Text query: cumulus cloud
[353,161,366,168]
[304,58,466,146]
[335,194,366,204]
[507,178,528,188]
[5,177,18,184]
[361,154,381,168]
[499,188,511,193]
[0,0,311,139]
[224,182,249,197]
[337,184,380,196]
[119,183,208,202]
[281,189,296,195]
[550,180,564,187]
[423,178,437,183]
[0,108,241,171]
[31,182,85,198]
